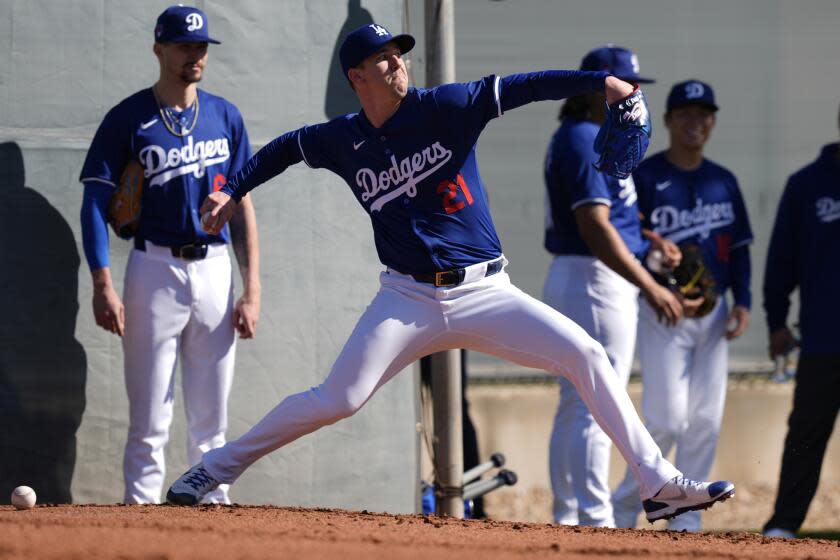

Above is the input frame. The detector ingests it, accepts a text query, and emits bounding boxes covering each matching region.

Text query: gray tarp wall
[0,0,419,509]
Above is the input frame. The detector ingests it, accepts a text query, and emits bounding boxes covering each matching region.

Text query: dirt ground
[485,482,840,531]
[2,504,838,560]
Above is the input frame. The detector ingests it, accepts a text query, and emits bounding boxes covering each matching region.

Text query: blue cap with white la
[580,45,655,84]
[666,80,718,112]
[155,5,220,44]
[339,23,415,77]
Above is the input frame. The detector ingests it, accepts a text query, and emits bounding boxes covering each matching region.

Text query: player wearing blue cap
[167,24,735,522]
[611,80,752,531]
[79,5,260,504]
[761,104,840,539]
[543,46,691,528]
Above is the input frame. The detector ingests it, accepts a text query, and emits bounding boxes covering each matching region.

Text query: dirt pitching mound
[1,504,837,559]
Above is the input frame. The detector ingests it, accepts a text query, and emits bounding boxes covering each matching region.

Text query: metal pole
[425,0,462,519]
[424,0,461,519]
[425,0,456,86]
[429,351,463,518]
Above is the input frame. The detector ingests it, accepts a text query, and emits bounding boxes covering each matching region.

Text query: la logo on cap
[685,82,705,99]
[370,24,388,36]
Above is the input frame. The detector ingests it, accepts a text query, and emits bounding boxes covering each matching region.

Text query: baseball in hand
[11,486,36,510]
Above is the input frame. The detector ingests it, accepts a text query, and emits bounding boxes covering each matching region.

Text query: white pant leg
[544,257,638,526]
[180,250,237,504]
[612,297,693,527]
[122,248,191,504]
[668,299,729,532]
[203,271,453,484]
[448,270,679,501]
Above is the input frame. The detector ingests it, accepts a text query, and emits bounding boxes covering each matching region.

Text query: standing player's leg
[168,272,454,503]
[180,248,237,504]
[668,300,728,532]
[122,248,191,504]
[763,355,840,535]
[543,258,584,525]
[611,298,692,527]
[544,257,638,526]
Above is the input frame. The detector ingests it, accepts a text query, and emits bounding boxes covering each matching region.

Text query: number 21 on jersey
[437,174,474,214]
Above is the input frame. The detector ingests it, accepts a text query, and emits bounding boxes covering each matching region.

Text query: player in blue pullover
[761,111,840,538]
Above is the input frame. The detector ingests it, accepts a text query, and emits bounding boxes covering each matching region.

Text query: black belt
[410,259,504,287]
[134,237,209,261]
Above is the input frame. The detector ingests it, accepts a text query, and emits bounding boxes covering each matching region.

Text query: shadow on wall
[0,142,87,503]
[324,0,374,119]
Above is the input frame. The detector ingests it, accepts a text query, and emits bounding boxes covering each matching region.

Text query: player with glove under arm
[543,46,692,528]
[167,24,735,522]
[612,80,752,531]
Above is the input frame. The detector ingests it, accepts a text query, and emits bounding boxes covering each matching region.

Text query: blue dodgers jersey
[80,88,251,246]
[544,118,647,258]
[764,143,840,354]
[297,78,504,274]
[635,152,752,294]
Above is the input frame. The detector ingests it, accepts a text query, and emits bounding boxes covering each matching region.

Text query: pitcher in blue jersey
[543,46,689,528]
[167,24,735,522]
[761,104,840,539]
[612,81,752,531]
[79,6,260,504]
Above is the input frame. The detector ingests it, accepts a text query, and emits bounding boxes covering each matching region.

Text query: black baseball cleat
[166,462,220,505]
[644,476,735,522]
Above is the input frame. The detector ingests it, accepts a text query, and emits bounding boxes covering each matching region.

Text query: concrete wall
[0,0,419,510]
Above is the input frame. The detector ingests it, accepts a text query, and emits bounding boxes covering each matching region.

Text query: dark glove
[655,244,718,318]
[593,86,652,179]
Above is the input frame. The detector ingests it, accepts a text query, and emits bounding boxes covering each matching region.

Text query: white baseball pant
[203,257,680,501]
[544,256,639,527]
[612,297,729,531]
[122,241,236,504]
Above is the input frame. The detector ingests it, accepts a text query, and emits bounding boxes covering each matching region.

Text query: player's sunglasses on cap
[666,80,719,112]
[580,45,654,84]
[155,5,220,44]
[339,23,415,76]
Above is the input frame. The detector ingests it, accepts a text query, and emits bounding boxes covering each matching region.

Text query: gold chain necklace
[152,85,200,137]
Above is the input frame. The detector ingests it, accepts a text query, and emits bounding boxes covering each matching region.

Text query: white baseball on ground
[11,486,36,510]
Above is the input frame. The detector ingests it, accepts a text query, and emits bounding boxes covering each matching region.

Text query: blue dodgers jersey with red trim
[297,79,503,274]
[635,152,753,293]
[544,118,647,258]
[79,88,251,246]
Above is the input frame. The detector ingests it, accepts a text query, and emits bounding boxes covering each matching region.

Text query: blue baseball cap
[339,23,415,77]
[580,45,654,84]
[155,5,220,44]
[666,80,718,112]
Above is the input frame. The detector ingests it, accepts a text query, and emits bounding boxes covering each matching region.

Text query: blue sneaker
[166,463,220,506]
[643,476,735,522]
